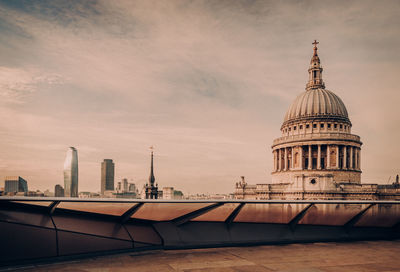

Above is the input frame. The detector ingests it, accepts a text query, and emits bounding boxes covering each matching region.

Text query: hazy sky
[0,0,399,194]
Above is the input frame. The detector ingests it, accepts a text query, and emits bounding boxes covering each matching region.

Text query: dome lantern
[306,40,325,90]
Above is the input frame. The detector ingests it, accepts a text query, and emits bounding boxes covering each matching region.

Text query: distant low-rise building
[78,192,101,198]
[44,189,53,197]
[163,187,174,199]
[185,193,230,200]
[162,187,184,199]
[4,176,28,194]
[27,190,44,197]
[113,192,138,199]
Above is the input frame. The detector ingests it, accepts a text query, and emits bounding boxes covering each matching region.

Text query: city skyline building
[101,159,115,195]
[123,178,128,192]
[4,176,28,194]
[128,183,136,192]
[63,147,78,197]
[54,184,64,197]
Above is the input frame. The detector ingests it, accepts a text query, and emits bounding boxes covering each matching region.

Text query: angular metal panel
[299,204,370,226]
[0,208,53,228]
[57,202,134,216]
[0,221,57,263]
[57,231,133,256]
[124,223,162,245]
[192,203,240,222]
[176,222,231,246]
[11,201,53,207]
[52,213,131,241]
[132,203,211,221]
[228,223,292,244]
[355,204,400,227]
[234,203,308,223]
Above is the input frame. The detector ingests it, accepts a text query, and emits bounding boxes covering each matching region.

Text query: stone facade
[234,41,400,200]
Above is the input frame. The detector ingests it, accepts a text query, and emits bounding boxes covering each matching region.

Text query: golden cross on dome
[312,40,319,47]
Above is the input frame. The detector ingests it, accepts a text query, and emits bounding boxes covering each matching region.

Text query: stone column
[343,146,347,169]
[355,148,358,170]
[317,144,321,169]
[327,145,331,169]
[308,145,312,170]
[291,147,295,169]
[277,150,280,171]
[284,148,288,171]
[349,146,353,170]
[336,145,340,169]
[277,149,280,171]
[299,146,303,170]
[276,150,279,171]
[358,148,361,170]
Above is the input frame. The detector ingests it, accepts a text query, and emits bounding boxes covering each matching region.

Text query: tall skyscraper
[64,147,78,197]
[101,159,115,195]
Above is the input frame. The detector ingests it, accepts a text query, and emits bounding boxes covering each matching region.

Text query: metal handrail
[1,196,399,204]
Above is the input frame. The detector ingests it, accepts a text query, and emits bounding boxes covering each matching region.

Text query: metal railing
[1,197,399,267]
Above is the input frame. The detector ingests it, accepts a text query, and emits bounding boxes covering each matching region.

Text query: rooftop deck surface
[12,240,400,272]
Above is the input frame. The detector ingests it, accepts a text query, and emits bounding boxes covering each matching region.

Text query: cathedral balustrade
[272,133,361,147]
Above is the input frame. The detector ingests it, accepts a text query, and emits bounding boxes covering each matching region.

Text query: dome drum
[282,116,351,129]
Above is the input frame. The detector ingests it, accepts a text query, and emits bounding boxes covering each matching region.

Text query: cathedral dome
[283,88,350,125]
[282,40,350,127]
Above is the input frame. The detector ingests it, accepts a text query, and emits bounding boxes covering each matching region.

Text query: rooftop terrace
[14,240,400,272]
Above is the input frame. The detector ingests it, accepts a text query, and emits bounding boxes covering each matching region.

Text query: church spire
[149,147,155,186]
[306,40,325,90]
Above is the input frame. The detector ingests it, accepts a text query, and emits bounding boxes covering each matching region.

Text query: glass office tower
[101,159,115,195]
[64,147,78,197]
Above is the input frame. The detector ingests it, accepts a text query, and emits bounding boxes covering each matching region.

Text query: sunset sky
[0,0,399,194]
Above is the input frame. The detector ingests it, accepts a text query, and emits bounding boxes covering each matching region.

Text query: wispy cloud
[0,67,65,103]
